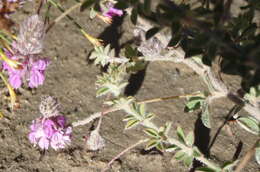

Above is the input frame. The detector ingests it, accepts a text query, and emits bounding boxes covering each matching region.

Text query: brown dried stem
[101,139,148,172]
[234,139,260,172]
[46,1,82,33]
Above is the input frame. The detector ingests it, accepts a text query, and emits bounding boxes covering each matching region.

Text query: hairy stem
[101,139,149,172]
[72,107,120,127]
[72,92,200,127]
[138,92,203,104]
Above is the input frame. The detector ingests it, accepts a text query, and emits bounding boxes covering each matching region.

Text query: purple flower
[3,52,50,89]
[102,2,123,18]
[2,15,50,89]
[28,115,72,150]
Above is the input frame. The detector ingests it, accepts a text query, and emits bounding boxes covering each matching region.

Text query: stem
[47,0,83,30]
[37,0,45,14]
[47,0,102,46]
[127,8,260,121]
[72,92,200,127]
[138,92,203,104]
[234,139,259,172]
[167,138,221,171]
[46,2,82,32]
[72,107,120,127]
[101,139,149,172]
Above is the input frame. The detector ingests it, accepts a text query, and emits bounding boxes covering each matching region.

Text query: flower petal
[9,73,22,89]
[29,69,45,88]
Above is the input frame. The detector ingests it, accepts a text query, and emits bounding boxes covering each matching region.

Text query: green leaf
[177,126,186,143]
[165,144,179,152]
[125,45,138,59]
[185,96,204,112]
[145,113,154,120]
[164,122,172,136]
[156,142,165,152]
[96,87,109,97]
[144,128,159,138]
[237,116,260,135]
[185,132,194,146]
[131,8,138,25]
[125,119,139,129]
[126,61,147,74]
[123,115,135,122]
[174,150,186,160]
[139,103,146,116]
[201,102,211,128]
[183,155,194,167]
[196,167,216,172]
[80,0,96,12]
[255,147,260,165]
[89,7,97,19]
[145,139,159,150]
[193,147,201,157]
[145,27,160,40]
[249,87,257,97]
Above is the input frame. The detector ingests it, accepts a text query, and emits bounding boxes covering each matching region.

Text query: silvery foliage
[15,15,45,55]
[233,114,260,165]
[244,85,260,106]
[185,93,211,128]
[235,115,260,136]
[96,64,128,97]
[89,45,129,67]
[123,102,155,130]
[105,96,134,109]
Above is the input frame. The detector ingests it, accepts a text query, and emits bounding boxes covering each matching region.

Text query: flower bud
[86,129,105,151]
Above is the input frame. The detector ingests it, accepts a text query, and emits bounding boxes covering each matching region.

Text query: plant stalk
[102,139,149,172]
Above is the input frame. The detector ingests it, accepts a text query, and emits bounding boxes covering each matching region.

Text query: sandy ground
[0,1,259,172]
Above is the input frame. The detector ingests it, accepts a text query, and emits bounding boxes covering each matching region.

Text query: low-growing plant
[0,0,259,171]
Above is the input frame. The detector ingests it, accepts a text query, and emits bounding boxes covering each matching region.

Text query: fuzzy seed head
[15,15,45,55]
[39,96,60,118]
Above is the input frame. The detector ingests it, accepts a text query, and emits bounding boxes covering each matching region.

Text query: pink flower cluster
[28,96,72,150]
[102,2,123,18]
[29,115,72,150]
[2,15,49,89]
[3,52,49,89]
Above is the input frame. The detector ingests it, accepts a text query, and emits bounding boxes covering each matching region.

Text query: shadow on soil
[98,16,124,56]
[190,113,211,172]
[124,68,147,96]
[190,105,245,171]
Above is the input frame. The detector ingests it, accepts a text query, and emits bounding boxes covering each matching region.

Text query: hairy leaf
[125,119,139,129]
[176,126,186,143]
[201,102,211,128]
[237,116,260,135]
[144,128,159,138]
[185,131,194,146]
